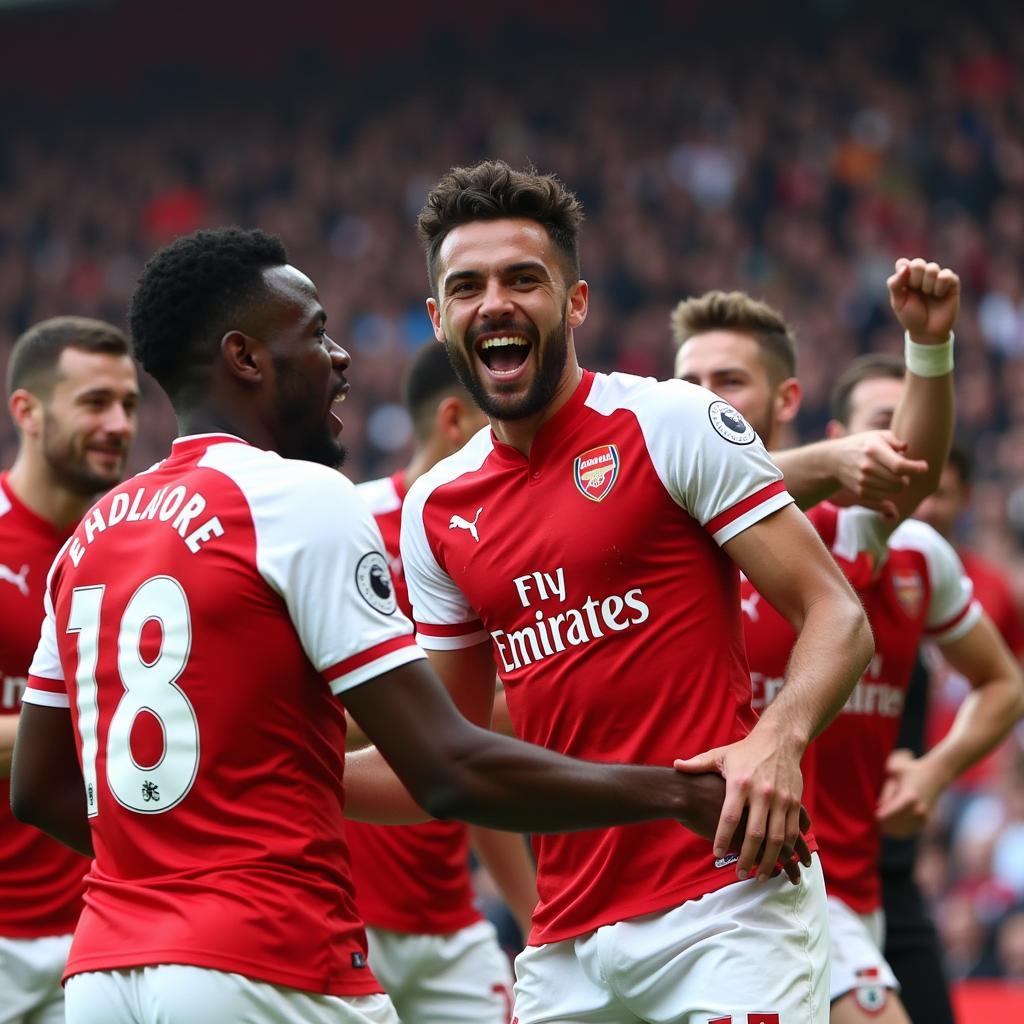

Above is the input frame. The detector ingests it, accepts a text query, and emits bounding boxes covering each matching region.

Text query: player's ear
[426,298,446,343]
[567,280,588,329]
[8,389,43,438]
[435,396,465,447]
[825,418,847,439]
[774,376,802,426]
[221,331,265,385]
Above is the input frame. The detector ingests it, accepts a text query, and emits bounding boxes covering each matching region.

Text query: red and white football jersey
[401,370,794,945]
[346,470,482,935]
[0,473,89,939]
[741,503,980,913]
[22,435,424,995]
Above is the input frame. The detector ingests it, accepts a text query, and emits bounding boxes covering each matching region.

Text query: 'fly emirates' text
[490,567,650,672]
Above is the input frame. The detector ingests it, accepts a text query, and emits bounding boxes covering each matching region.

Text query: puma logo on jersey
[740,591,760,621]
[0,562,29,596]
[449,507,483,542]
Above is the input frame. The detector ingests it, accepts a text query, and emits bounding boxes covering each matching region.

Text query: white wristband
[905,331,954,377]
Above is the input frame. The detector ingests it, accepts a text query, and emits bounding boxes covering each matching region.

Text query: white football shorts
[367,918,514,1024]
[0,932,72,1024]
[512,855,830,1023]
[64,965,400,1024]
[827,896,899,1009]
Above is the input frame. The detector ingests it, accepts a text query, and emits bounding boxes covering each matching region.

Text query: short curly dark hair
[417,160,584,295]
[129,228,287,404]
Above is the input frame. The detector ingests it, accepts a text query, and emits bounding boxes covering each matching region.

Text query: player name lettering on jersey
[69,483,224,567]
[493,564,650,672]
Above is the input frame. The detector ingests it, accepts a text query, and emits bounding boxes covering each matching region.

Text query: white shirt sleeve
[23,551,71,709]
[596,376,793,545]
[401,472,490,651]
[203,447,426,694]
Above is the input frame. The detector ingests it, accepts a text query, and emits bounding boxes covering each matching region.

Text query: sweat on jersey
[345,470,483,936]
[0,473,88,939]
[21,435,425,996]
[741,502,981,914]
[401,370,795,945]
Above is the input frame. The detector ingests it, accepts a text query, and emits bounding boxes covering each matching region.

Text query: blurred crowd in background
[1,0,1022,987]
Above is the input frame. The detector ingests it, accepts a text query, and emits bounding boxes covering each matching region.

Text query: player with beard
[11,228,793,1024]
[673,274,1024,1024]
[384,160,876,1023]
[0,317,137,1024]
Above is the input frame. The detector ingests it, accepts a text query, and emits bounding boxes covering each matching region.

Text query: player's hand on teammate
[875,747,942,838]
[674,730,812,884]
[887,257,960,346]
[676,772,812,884]
[829,430,929,520]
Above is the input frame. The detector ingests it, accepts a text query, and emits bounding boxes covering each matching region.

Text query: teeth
[480,336,529,349]
[332,392,347,405]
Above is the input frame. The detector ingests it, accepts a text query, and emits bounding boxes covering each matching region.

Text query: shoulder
[889,518,966,582]
[405,428,494,517]
[199,443,365,525]
[889,518,957,560]
[586,372,717,420]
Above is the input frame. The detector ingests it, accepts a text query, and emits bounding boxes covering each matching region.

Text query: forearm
[920,677,1024,790]
[10,780,93,857]
[0,714,18,778]
[469,825,537,935]
[772,443,841,510]
[888,366,954,515]
[758,593,873,746]
[415,726,695,834]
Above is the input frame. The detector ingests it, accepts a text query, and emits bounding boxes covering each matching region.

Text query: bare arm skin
[344,653,723,835]
[10,704,93,856]
[882,258,958,523]
[346,652,813,879]
[0,713,19,778]
[676,503,873,881]
[877,613,1024,836]
[775,432,928,517]
[776,258,958,520]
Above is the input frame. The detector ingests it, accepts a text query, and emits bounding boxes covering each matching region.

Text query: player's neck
[489,358,584,457]
[6,451,98,531]
[175,408,267,449]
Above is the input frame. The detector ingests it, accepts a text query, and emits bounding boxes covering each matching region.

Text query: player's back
[27,434,406,995]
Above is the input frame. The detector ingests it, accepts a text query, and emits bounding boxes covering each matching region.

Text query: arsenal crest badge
[892,569,924,618]
[574,444,619,502]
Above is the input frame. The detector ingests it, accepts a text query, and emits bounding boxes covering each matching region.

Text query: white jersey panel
[583,373,792,544]
[24,540,73,707]
[356,476,402,518]
[198,444,423,692]
[833,505,891,564]
[402,430,494,648]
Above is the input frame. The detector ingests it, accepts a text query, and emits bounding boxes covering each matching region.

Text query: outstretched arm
[882,257,958,522]
[774,432,928,518]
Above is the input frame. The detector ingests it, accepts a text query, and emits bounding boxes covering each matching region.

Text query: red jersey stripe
[322,634,418,681]
[706,480,788,537]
